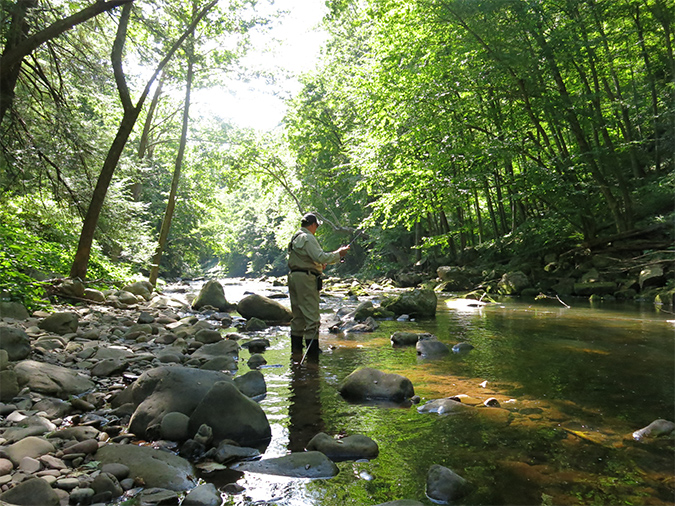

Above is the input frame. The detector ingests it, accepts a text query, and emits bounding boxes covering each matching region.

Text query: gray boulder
[426,464,469,503]
[14,360,94,398]
[188,380,271,447]
[4,436,55,466]
[436,266,473,291]
[0,302,29,320]
[190,339,240,362]
[84,288,106,302]
[391,332,434,347]
[234,451,338,479]
[128,367,233,439]
[194,329,222,344]
[182,483,221,506]
[237,293,292,322]
[213,442,260,464]
[161,412,191,441]
[0,326,31,360]
[58,278,85,298]
[233,370,267,398]
[497,271,530,295]
[96,443,196,491]
[38,312,78,335]
[381,289,437,317]
[0,476,60,505]
[306,432,379,461]
[339,367,414,403]
[122,281,154,301]
[416,339,450,358]
[639,265,666,291]
[192,280,232,311]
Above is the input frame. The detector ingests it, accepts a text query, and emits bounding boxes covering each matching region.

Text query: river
[191,278,675,505]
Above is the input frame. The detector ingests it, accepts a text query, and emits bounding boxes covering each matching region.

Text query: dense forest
[1,0,673,309]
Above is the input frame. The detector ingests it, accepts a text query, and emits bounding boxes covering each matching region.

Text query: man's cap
[301,213,321,227]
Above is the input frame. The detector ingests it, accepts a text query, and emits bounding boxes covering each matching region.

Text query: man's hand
[338,245,350,258]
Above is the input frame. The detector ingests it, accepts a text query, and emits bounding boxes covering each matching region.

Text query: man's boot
[304,338,321,360]
[291,333,304,353]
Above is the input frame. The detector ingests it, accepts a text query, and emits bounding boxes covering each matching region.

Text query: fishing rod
[340,229,364,263]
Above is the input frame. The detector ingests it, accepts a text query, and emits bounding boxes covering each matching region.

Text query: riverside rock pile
[0,280,280,506]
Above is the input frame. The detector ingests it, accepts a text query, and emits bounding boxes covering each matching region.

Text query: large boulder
[306,432,379,462]
[189,380,271,447]
[497,271,530,295]
[96,443,196,491]
[416,338,450,358]
[639,264,666,291]
[0,326,31,361]
[339,367,414,403]
[122,281,154,301]
[14,360,94,398]
[237,293,292,322]
[192,280,232,311]
[0,302,29,320]
[436,266,473,291]
[0,476,60,505]
[38,312,78,335]
[128,367,233,439]
[381,289,437,318]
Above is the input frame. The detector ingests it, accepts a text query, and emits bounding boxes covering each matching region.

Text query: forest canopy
[1,0,673,308]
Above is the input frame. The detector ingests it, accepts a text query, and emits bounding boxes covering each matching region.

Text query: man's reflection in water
[287,347,324,452]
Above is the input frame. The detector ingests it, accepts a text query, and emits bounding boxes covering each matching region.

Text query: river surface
[190,278,675,505]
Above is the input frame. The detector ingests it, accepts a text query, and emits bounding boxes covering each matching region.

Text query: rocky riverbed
[0,276,673,506]
[0,278,433,506]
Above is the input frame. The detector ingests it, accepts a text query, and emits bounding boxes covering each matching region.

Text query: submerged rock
[633,419,675,441]
[234,451,339,479]
[306,432,379,462]
[417,398,473,415]
[426,464,469,503]
[339,367,414,403]
[416,339,450,358]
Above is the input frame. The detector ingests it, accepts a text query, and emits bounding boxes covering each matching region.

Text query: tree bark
[70,0,218,279]
[149,38,194,286]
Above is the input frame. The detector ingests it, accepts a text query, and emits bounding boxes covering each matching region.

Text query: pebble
[0,459,13,476]
[55,477,80,490]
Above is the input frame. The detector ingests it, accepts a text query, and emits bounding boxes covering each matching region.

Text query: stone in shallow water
[233,451,339,479]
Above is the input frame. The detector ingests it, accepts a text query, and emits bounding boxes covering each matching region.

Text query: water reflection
[288,352,324,452]
[191,280,674,505]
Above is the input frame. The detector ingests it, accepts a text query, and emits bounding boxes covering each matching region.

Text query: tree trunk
[70,0,218,279]
[149,40,194,286]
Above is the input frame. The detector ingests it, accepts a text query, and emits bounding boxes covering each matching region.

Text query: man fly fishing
[287,213,350,361]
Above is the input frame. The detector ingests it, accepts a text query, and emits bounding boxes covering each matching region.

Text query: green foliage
[0,198,135,310]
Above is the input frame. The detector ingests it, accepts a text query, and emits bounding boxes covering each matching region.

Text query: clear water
[199,281,675,505]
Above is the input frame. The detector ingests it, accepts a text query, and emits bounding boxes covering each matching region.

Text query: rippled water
[195,280,675,505]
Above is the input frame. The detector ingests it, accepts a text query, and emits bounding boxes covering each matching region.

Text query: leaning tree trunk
[70,0,218,280]
[149,39,194,286]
